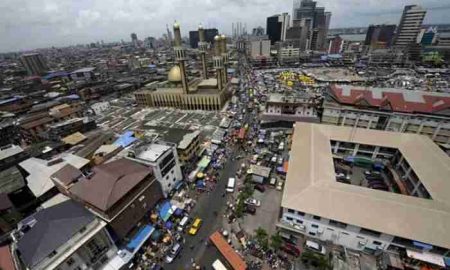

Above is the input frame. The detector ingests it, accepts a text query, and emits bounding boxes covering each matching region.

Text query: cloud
[0,0,448,52]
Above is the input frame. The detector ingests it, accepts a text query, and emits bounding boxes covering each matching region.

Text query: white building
[278,46,300,62]
[262,93,320,123]
[90,101,110,115]
[70,67,96,82]
[278,123,450,263]
[126,141,183,197]
[248,39,271,59]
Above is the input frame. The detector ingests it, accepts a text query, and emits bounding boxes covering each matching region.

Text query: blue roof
[0,96,23,105]
[126,224,154,252]
[43,71,69,80]
[159,201,172,222]
[113,131,137,148]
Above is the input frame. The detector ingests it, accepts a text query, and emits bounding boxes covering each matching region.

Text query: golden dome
[220,34,226,39]
[168,65,182,82]
[173,21,180,29]
[198,24,203,30]
[214,35,220,41]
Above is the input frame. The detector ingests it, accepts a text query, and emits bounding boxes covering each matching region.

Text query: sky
[0,0,449,53]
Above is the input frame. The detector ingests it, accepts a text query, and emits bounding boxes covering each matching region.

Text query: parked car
[244,198,261,207]
[269,177,277,186]
[165,243,182,263]
[245,204,257,215]
[188,218,202,235]
[271,155,277,163]
[254,184,266,192]
[364,170,381,176]
[277,157,283,165]
[281,243,301,257]
[336,173,350,180]
[305,240,326,255]
[276,181,284,191]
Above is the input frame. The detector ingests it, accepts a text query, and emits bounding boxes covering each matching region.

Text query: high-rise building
[328,35,343,54]
[19,53,48,76]
[365,24,396,48]
[252,27,265,36]
[417,27,437,46]
[266,13,290,45]
[393,5,426,50]
[131,33,138,47]
[292,0,331,51]
[189,28,219,48]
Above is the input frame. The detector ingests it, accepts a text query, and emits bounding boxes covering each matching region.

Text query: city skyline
[0,0,449,53]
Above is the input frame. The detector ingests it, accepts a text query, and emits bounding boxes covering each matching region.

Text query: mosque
[135,23,231,111]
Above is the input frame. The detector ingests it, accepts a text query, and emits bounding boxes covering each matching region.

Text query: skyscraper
[266,13,290,45]
[19,53,48,76]
[292,0,331,51]
[365,24,396,48]
[189,28,219,48]
[131,33,138,47]
[393,5,426,50]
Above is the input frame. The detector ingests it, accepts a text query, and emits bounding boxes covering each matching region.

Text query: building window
[286,217,293,221]
[79,226,87,234]
[295,219,303,224]
[287,209,295,213]
[329,219,347,229]
[311,224,319,228]
[312,215,321,220]
[373,241,382,246]
[297,211,305,216]
[309,232,316,236]
[360,228,381,238]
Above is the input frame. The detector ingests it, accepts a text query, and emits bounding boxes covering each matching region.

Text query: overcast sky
[0,0,449,53]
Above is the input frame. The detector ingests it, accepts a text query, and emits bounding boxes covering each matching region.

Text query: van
[177,216,189,232]
[226,178,235,193]
[305,240,326,255]
[165,243,182,263]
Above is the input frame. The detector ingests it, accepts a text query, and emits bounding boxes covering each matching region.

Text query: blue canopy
[113,131,137,148]
[196,180,205,188]
[413,241,433,250]
[159,201,173,222]
[126,224,154,252]
[165,221,173,229]
[174,208,183,217]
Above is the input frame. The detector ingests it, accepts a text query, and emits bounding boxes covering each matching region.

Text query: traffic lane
[166,147,241,269]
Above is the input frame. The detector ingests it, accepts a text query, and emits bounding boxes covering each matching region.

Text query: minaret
[220,35,228,86]
[173,22,189,94]
[213,35,224,91]
[198,25,208,79]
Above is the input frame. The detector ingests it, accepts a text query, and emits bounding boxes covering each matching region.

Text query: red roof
[330,85,450,114]
[238,128,246,140]
[209,231,247,270]
[0,245,16,270]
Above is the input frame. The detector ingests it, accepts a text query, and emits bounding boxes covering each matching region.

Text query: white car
[276,181,284,191]
[305,240,326,255]
[244,198,261,207]
[165,243,182,263]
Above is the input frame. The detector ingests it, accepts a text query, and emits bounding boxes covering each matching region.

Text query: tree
[270,234,283,251]
[254,227,269,250]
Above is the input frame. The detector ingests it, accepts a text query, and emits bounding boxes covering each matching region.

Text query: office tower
[365,24,396,48]
[328,35,343,54]
[418,27,437,46]
[393,5,426,50]
[166,24,173,45]
[252,27,265,36]
[173,22,189,94]
[130,33,138,47]
[292,0,331,51]
[219,35,228,86]
[19,53,49,76]
[198,25,208,79]
[189,28,219,48]
[266,13,290,45]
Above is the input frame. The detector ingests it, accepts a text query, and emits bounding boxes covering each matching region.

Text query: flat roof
[136,143,171,162]
[282,123,450,249]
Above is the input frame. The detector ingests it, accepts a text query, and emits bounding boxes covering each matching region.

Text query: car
[305,240,326,255]
[165,243,182,263]
[281,243,301,257]
[254,184,266,192]
[244,198,261,207]
[188,218,202,235]
[269,177,277,186]
[245,204,256,215]
[364,170,381,176]
[276,181,284,191]
[335,173,350,180]
[277,157,283,165]
[271,155,277,163]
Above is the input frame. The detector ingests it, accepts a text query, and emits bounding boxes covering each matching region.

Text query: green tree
[254,227,269,250]
[270,234,283,251]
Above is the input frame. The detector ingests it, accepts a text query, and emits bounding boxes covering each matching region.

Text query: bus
[212,259,228,270]
[226,178,235,193]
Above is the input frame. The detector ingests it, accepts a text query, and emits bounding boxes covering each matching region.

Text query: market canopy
[197,156,211,169]
[159,201,173,222]
[126,224,154,252]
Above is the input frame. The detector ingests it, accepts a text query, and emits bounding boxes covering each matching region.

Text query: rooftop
[134,143,172,163]
[69,158,153,212]
[16,200,95,269]
[283,123,450,249]
[329,84,450,114]
[71,67,95,73]
[0,144,23,161]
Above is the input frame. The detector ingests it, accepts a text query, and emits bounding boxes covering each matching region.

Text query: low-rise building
[126,141,183,197]
[261,93,321,124]
[64,158,164,240]
[90,101,110,115]
[14,200,117,270]
[278,123,450,263]
[322,85,450,146]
